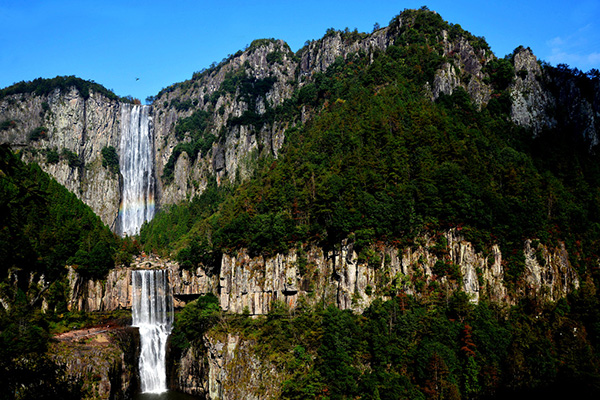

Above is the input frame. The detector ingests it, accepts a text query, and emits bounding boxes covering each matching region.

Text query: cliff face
[204,333,284,400]
[49,327,138,400]
[152,29,599,213]
[66,256,218,312]
[151,39,298,206]
[216,230,579,314]
[64,230,579,316]
[0,88,122,228]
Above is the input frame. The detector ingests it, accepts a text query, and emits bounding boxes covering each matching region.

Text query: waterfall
[119,103,155,236]
[132,269,173,394]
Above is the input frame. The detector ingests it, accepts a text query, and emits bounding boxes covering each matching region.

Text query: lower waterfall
[132,269,173,394]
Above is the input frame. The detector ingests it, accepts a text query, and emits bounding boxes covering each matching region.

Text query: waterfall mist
[119,104,155,236]
[132,269,173,394]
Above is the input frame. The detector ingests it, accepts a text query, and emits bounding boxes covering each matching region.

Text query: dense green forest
[0,75,132,102]
[1,7,600,399]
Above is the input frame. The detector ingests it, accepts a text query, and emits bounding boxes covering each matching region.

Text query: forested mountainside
[141,8,600,293]
[1,6,600,400]
[143,8,600,399]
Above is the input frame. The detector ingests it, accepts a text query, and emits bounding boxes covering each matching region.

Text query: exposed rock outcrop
[203,333,284,400]
[169,345,209,397]
[217,230,578,314]
[434,32,493,107]
[510,47,556,133]
[64,231,579,315]
[66,256,218,312]
[49,327,138,400]
[2,12,598,223]
[0,88,122,227]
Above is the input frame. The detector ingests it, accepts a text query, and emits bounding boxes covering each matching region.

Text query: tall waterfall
[119,104,155,236]
[132,269,173,393]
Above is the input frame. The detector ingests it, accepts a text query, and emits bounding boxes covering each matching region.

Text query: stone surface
[65,231,580,315]
[2,17,599,223]
[0,88,122,227]
[200,333,284,400]
[49,327,138,400]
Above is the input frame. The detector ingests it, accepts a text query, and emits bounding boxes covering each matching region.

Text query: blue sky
[1,1,598,101]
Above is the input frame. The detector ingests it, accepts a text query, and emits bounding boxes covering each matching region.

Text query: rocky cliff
[50,327,138,400]
[64,230,579,316]
[0,87,122,227]
[151,16,599,211]
[2,10,598,225]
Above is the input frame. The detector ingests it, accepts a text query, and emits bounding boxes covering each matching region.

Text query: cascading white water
[132,269,173,394]
[119,104,155,236]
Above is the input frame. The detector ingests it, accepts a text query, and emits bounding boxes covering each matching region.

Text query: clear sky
[1,0,598,101]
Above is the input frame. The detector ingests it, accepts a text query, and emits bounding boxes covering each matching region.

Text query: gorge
[1,7,600,400]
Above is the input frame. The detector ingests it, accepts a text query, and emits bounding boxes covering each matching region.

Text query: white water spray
[119,104,155,236]
[132,269,173,393]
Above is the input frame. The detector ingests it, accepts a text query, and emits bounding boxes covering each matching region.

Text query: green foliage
[171,294,220,351]
[163,110,215,182]
[138,8,600,398]
[266,49,284,64]
[318,306,360,398]
[169,98,195,111]
[174,109,211,140]
[140,176,228,256]
[0,75,122,101]
[0,145,117,281]
[142,9,600,280]
[28,126,48,142]
[0,295,128,398]
[44,148,59,164]
[101,146,119,175]
[0,145,131,396]
[176,236,220,270]
[485,57,515,90]
[198,289,600,399]
[113,236,141,267]
[68,241,114,280]
[248,38,279,52]
[60,148,82,169]
[433,259,462,282]
[0,119,17,131]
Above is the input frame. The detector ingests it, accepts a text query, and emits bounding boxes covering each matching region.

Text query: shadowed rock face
[49,327,139,400]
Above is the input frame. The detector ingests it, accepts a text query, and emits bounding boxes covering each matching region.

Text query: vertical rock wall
[49,328,139,400]
[0,88,122,227]
[64,231,580,316]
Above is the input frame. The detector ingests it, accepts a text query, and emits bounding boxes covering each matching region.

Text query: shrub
[28,126,48,141]
[45,148,59,164]
[0,119,17,131]
[61,149,81,169]
[101,146,119,175]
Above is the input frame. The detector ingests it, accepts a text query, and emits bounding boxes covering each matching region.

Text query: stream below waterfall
[134,391,201,400]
